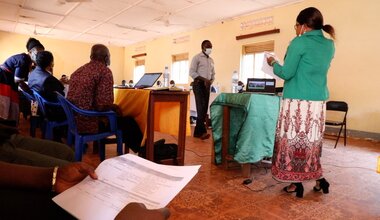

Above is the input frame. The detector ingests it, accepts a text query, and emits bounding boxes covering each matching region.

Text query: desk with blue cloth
[210,93,280,175]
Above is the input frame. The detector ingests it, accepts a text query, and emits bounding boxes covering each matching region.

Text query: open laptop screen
[134,73,162,89]
[246,78,276,93]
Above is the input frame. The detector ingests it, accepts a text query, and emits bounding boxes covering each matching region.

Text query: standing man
[189,40,215,140]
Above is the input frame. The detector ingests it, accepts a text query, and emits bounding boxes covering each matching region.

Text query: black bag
[139,139,178,163]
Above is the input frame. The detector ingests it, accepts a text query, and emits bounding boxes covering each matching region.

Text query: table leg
[222,106,230,169]
[146,96,155,162]
[177,98,187,165]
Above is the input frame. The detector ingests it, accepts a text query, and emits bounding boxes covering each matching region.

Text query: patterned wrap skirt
[0,68,19,121]
[272,98,326,182]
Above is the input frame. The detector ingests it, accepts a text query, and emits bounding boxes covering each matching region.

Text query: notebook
[245,78,276,94]
[134,72,162,89]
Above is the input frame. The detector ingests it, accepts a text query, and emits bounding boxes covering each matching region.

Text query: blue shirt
[2,53,32,81]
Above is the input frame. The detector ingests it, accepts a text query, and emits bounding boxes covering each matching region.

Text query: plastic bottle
[231,70,239,93]
[163,66,170,87]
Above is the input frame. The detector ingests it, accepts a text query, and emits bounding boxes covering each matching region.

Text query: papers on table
[262,52,282,81]
[53,154,200,220]
[143,86,169,90]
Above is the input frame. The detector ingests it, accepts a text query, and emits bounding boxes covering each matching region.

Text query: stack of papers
[143,87,169,90]
[53,154,200,220]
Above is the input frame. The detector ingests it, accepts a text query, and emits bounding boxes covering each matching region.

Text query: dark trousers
[117,116,143,153]
[192,79,210,137]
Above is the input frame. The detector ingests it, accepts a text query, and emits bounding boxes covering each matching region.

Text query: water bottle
[163,66,170,87]
[231,70,239,93]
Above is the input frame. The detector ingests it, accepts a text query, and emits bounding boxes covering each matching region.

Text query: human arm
[189,55,200,80]
[43,76,65,101]
[115,202,170,220]
[95,68,115,112]
[14,54,32,83]
[0,161,97,193]
[267,38,304,80]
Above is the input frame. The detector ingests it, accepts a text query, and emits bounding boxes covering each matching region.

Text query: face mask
[30,50,37,62]
[205,48,212,55]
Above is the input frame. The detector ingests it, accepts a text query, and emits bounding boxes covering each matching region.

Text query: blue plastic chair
[55,92,123,161]
[32,90,68,140]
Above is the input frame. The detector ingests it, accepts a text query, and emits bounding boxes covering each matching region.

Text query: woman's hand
[55,162,98,193]
[266,56,276,66]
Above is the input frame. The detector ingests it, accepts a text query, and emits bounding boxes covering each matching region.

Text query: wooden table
[146,90,189,165]
[114,89,189,165]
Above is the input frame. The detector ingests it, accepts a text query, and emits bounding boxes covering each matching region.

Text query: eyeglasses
[294,23,300,30]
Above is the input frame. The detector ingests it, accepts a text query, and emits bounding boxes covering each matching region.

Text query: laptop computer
[245,78,276,94]
[134,72,162,89]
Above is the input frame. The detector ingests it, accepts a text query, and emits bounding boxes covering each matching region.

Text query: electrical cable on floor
[323,163,375,171]
[185,149,211,157]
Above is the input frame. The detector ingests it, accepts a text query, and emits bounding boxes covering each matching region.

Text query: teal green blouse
[273,29,335,101]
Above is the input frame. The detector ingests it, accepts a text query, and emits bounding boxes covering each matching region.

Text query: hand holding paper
[261,52,282,81]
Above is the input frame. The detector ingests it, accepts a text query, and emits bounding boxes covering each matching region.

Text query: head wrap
[26,38,45,51]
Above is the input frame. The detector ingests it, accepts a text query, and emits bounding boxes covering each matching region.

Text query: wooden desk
[114,89,190,165]
[146,91,189,165]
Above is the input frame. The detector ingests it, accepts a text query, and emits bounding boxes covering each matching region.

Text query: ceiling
[0,0,301,47]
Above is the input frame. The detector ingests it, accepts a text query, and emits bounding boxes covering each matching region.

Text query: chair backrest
[55,92,78,134]
[20,87,35,102]
[32,89,61,117]
[55,92,118,135]
[326,101,348,112]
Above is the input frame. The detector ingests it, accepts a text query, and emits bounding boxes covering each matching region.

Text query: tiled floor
[19,119,380,219]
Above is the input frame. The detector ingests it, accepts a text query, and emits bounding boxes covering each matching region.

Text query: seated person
[237,81,245,93]
[0,124,74,167]
[28,51,64,102]
[156,80,162,87]
[121,79,127,86]
[68,44,142,152]
[169,80,175,88]
[59,74,69,85]
[28,51,66,141]
[28,51,66,122]
[0,161,170,220]
[128,79,134,87]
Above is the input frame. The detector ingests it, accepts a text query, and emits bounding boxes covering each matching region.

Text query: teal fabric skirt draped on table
[210,93,280,164]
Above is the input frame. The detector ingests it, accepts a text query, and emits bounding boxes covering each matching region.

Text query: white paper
[53,154,200,220]
[262,51,282,81]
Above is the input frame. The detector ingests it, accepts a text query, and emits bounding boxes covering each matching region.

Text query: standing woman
[0,38,44,123]
[267,7,335,198]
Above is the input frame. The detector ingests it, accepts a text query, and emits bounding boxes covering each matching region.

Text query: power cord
[185,149,211,158]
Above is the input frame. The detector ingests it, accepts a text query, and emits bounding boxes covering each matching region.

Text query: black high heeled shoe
[283,183,304,198]
[313,178,330,194]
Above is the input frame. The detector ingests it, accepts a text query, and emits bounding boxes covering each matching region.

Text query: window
[240,41,274,84]
[171,53,189,84]
[133,59,145,83]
